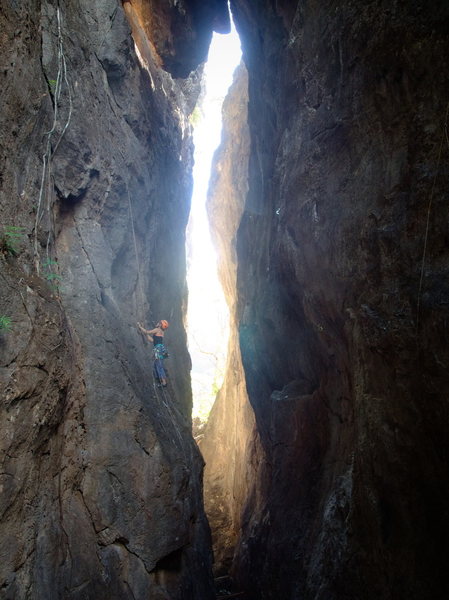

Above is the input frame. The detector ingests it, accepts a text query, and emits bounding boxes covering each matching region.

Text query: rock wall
[2,0,449,597]
[0,1,227,598]
[204,1,449,598]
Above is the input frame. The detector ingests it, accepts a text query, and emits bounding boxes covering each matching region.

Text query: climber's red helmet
[160,319,169,330]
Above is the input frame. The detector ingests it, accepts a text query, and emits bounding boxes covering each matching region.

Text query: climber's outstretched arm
[137,322,154,341]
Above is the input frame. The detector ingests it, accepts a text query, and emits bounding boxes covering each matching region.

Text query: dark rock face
[203,1,449,599]
[0,1,225,597]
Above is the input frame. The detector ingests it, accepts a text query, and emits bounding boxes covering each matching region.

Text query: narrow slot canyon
[186,22,240,438]
[1,2,449,600]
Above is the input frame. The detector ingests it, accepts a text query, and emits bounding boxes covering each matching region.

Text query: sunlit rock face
[123,0,230,78]
[0,1,227,598]
[202,63,260,576]
[218,1,449,598]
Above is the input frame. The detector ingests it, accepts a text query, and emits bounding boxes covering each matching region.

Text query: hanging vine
[34,5,73,278]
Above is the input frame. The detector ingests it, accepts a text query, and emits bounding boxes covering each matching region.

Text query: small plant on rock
[0,315,12,332]
[48,78,57,94]
[1,225,26,256]
[42,258,62,293]
[189,105,202,127]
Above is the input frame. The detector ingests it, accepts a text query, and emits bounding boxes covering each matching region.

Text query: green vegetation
[48,78,57,94]
[0,315,12,332]
[42,258,62,293]
[192,370,223,423]
[193,395,214,424]
[1,225,26,255]
[189,105,202,127]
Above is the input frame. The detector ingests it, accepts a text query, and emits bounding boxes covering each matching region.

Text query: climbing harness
[153,343,169,359]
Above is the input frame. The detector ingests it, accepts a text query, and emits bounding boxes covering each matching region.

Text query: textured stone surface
[205,1,449,598]
[0,1,226,597]
[124,0,230,78]
[2,0,449,598]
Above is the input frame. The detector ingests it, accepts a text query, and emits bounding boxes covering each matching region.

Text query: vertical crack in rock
[201,62,261,578]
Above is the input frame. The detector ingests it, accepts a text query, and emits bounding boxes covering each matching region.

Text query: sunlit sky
[186,19,242,421]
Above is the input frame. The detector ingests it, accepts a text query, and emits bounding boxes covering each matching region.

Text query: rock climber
[137,320,169,346]
[137,320,169,387]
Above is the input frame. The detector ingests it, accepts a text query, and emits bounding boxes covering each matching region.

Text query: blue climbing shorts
[153,358,166,382]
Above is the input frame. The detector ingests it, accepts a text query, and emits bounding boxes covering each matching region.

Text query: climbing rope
[123,131,184,450]
[416,100,449,331]
[151,379,179,447]
[127,200,182,436]
[126,184,147,321]
[152,377,188,461]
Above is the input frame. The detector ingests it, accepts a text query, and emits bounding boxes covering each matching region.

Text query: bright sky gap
[186,18,242,423]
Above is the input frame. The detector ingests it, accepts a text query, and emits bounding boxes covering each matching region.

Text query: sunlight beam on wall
[186,18,242,425]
